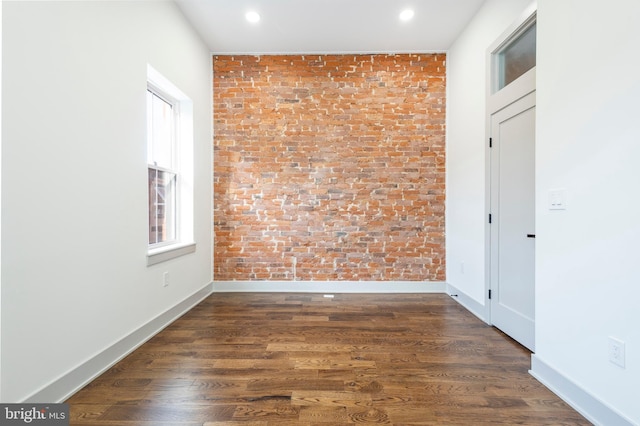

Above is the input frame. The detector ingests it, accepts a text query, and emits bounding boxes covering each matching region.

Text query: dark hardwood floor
[67,293,590,425]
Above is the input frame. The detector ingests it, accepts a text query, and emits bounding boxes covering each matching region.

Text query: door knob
[526,234,536,238]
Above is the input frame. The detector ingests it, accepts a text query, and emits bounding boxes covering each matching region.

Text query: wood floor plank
[204,422,267,426]
[99,404,236,423]
[298,406,349,423]
[291,390,372,407]
[66,293,591,425]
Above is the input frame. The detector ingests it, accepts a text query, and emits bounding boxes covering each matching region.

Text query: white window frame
[146,64,195,265]
[489,8,537,95]
[148,88,179,248]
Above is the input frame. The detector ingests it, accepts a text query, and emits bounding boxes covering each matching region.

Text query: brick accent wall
[213,54,446,281]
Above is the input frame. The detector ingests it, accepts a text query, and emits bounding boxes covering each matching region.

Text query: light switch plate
[548,189,567,210]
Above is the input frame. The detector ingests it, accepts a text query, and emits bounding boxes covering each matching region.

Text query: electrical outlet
[608,337,625,368]
[163,272,170,287]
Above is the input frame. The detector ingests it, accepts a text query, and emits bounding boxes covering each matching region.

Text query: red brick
[213,54,446,281]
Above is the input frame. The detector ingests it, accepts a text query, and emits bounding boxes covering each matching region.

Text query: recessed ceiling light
[399,9,415,21]
[245,11,261,23]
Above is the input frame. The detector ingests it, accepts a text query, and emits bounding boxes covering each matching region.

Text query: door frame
[484,2,538,324]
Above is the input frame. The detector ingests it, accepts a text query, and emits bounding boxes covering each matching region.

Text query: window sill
[147,242,196,266]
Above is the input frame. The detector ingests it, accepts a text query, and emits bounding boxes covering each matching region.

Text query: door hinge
[489,137,493,148]
[488,214,492,224]
[488,289,492,300]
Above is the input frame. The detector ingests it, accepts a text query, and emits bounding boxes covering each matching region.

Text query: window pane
[148,90,174,169]
[498,23,536,90]
[149,168,176,245]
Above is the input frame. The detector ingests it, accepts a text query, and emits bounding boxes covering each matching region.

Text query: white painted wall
[1,1,212,402]
[446,0,533,310]
[534,0,640,423]
[449,0,639,422]
[0,0,3,402]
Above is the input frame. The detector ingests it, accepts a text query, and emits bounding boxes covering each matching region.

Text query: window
[147,89,177,246]
[146,65,195,265]
[497,22,536,90]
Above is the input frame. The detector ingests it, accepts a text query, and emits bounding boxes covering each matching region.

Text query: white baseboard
[24,282,214,403]
[530,355,635,426]
[212,280,447,294]
[445,283,488,323]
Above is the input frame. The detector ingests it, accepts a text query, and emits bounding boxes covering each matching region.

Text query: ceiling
[174,0,486,55]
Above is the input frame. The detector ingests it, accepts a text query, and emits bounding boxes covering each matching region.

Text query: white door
[487,9,537,351]
[490,88,536,351]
